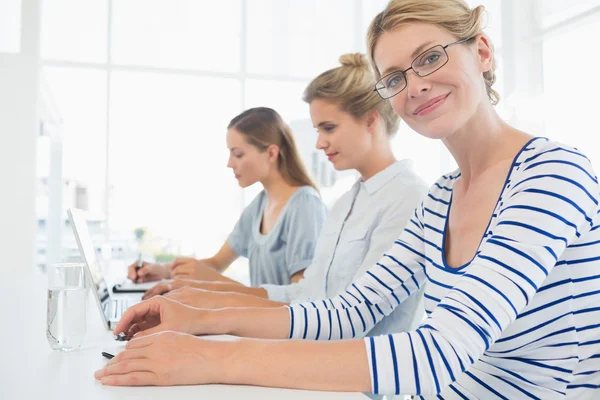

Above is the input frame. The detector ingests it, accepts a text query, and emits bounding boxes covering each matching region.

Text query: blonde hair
[303,53,400,136]
[227,107,317,190]
[367,0,499,105]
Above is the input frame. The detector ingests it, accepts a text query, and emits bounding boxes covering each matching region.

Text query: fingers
[129,262,153,282]
[136,265,151,278]
[142,283,172,300]
[96,358,151,378]
[127,319,160,336]
[113,298,162,335]
[125,334,156,350]
[127,263,137,281]
[106,348,148,366]
[133,324,170,339]
[99,372,159,386]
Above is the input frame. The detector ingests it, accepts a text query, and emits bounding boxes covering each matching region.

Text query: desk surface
[0,266,366,399]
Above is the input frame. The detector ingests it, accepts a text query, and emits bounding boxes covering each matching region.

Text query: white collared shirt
[263,159,428,336]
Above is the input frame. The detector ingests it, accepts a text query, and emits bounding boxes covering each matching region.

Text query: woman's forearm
[214,291,286,308]
[198,281,269,298]
[219,338,372,392]
[202,307,291,339]
[199,257,230,274]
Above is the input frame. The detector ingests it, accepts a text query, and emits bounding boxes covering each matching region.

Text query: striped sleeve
[287,201,428,341]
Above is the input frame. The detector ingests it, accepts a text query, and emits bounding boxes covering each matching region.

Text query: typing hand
[113,296,206,338]
[142,278,198,300]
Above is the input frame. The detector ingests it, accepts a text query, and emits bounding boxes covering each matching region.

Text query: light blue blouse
[227,186,327,287]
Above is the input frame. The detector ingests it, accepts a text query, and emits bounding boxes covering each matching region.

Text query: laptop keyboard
[103,298,137,322]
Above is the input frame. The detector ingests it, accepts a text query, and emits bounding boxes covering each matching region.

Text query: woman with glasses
[96,1,600,398]
[138,55,428,336]
[127,107,328,288]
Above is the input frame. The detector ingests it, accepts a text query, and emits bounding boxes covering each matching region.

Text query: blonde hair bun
[339,53,369,69]
[303,52,400,137]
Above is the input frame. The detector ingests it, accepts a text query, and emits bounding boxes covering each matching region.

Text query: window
[41,0,107,62]
[246,0,356,78]
[111,0,241,71]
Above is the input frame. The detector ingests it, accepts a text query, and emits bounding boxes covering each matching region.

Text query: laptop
[68,208,141,330]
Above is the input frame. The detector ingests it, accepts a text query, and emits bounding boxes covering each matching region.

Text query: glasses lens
[377,71,406,99]
[413,45,448,76]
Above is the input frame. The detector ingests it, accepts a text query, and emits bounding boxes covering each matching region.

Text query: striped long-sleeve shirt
[287,137,600,399]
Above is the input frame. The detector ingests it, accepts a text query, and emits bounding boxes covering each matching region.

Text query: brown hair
[367,0,499,105]
[303,53,400,136]
[227,107,317,190]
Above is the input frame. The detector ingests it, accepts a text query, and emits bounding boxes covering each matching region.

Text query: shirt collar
[357,159,414,195]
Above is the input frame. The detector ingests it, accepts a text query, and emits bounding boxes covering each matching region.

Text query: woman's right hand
[113,296,210,337]
[127,261,170,283]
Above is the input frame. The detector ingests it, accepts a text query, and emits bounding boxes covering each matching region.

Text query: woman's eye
[418,52,442,67]
[386,74,404,89]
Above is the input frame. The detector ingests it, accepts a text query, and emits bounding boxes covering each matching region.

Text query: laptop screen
[67,209,110,305]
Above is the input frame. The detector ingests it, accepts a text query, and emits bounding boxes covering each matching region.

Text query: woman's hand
[163,287,223,309]
[113,296,209,337]
[94,331,235,386]
[127,262,170,283]
[142,278,201,300]
[169,258,224,281]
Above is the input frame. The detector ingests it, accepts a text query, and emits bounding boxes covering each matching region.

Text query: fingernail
[100,377,112,385]
[94,369,104,379]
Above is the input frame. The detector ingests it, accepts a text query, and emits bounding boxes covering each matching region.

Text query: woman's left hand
[94,331,233,386]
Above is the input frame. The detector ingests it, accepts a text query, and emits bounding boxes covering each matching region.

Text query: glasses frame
[374,36,476,100]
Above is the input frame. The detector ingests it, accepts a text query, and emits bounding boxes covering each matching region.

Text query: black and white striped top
[287,138,600,399]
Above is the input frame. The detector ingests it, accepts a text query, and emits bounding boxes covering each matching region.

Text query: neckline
[255,186,309,241]
[440,136,543,272]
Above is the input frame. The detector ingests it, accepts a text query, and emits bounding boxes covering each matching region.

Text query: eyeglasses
[373,37,476,100]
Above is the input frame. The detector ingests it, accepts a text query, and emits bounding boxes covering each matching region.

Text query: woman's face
[373,23,493,140]
[309,98,375,172]
[226,128,272,188]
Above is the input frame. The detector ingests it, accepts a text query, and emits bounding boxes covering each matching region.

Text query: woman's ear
[266,144,280,164]
[366,110,380,134]
[475,34,494,73]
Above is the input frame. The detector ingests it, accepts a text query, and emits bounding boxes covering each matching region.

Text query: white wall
[0,0,40,271]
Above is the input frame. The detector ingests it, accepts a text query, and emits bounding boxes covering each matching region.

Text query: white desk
[0,267,366,399]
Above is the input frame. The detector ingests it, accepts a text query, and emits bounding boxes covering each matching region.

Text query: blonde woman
[97,1,600,398]
[128,107,327,287]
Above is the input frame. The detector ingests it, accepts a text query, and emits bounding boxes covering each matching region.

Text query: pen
[102,352,114,360]
[135,252,143,283]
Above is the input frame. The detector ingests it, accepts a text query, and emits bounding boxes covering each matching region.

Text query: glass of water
[47,262,87,351]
